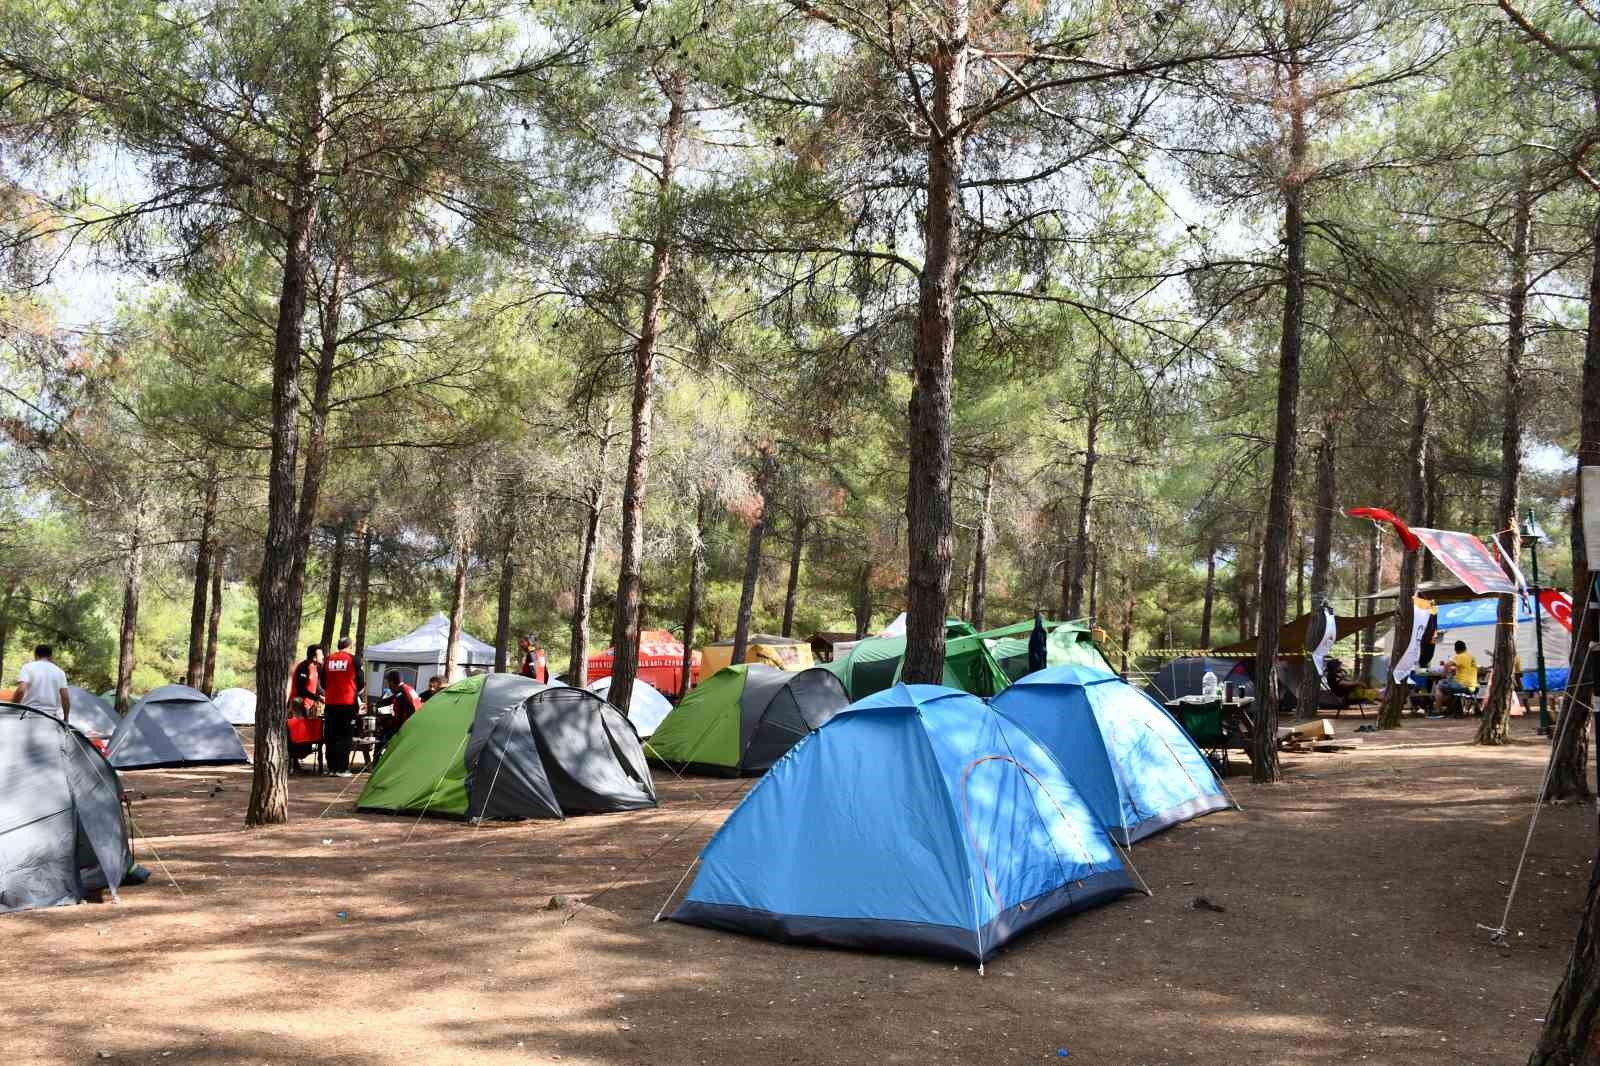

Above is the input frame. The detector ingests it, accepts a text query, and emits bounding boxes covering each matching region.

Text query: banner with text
[1410,528,1517,596]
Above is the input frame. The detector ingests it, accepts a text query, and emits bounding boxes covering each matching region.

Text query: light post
[1521,509,1551,736]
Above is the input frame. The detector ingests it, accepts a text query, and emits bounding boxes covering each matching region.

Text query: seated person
[374,670,423,760]
[1323,658,1360,706]
[1433,640,1480,715]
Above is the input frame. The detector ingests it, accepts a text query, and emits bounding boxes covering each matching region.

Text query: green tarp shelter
[975,619,1116,681]
[823,630,1012,700]
[356,674,655,820]
[645,664,849,776]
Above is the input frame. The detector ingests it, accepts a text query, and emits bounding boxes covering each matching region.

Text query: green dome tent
[824,631,1011,700]
[645,664,849,776]
[356,674,656,820]
[974,620,1116,681]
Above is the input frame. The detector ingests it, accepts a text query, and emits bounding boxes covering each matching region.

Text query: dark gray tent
[1146,657,1256,703]
[357,674,655,820]
[645,664,851,775]
[64,686,120,738]
[468,683,657,821]
[108,684,249,770]
[0,704,135,914]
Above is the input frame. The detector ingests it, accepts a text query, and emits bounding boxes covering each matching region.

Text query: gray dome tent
[0,704,135,913]
[64,686,120,738]
[213,687,257,726]
[107,685,249,770]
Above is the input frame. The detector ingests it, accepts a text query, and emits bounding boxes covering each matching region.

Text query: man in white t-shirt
[14,644,70,721]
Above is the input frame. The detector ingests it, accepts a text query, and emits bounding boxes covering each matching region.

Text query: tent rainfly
[700,634,815,675]
[107,685,249,770]
[670,683,1138,965]
[213,688,257,726]
[588,676,673,738]
[63,686,120,739]
[645,664,849,776]
[824,631,1011,701]
[1,704,137,914]
[357,674,656,820]
[992,665,1234,844]
[974,619,1116,681]
[362,612,496,696]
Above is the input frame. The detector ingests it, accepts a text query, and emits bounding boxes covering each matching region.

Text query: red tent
[588,629,700,697]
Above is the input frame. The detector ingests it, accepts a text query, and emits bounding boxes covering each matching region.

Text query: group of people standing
[288,631,547,775]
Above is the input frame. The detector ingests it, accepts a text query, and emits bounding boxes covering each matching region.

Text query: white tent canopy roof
[364,612,496,666]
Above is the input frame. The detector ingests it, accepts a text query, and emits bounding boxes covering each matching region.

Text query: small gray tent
[0,704,135,913]
[213,688,257,727]
[64,686,120,738]
[108,685,249,770]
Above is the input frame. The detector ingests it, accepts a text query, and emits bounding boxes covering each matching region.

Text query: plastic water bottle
[1201,670,1218,699]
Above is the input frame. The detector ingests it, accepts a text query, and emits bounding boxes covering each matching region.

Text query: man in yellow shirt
[1433,640,1480,714]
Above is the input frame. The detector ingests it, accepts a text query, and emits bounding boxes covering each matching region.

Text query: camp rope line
[126,812,186,898]
[404,730,471,845]
[1477,586,1596,946]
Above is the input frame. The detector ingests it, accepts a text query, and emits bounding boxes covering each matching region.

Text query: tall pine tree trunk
[569,447,611,686]
[1250,41,1308,783]
[186,475,217,687]
[201,550,224,696]
[1088,543,1098,621]
[853,562,873,639]
[1299,425,1336,719]
[1069,391,1100,619]
[1200,544,1217,649]
[903,18,968,685]
[353,526,372,668]
[681,493,708,696]
[320,524,345,652]
[1379,381,1430,731]
[115,521,143,715]
[446,525,470,682]
[1119,572,1133,675]
[782,514,808,638]
[609,86,683,716]
[1480,177,1531,745]
[1058,540,1072,619]
[1423,439,1440,583]
[494,515,516,674]
[340,515,365,642]
[1359,526,1380,684]
[733,449,773,666]
[1532,866,1600,1065]
[970,461,995,630]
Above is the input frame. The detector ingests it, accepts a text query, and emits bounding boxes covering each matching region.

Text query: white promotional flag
[1391,597,1431,683]
[1311,603,1337,682]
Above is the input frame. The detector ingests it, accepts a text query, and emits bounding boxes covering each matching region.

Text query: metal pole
[1528,521,1550,735]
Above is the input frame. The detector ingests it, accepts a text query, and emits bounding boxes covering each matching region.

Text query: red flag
[1344,507,1421,551]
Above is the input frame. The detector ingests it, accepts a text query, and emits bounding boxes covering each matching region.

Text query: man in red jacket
[376,669,422,762]
[518,634,547,683]
[322,637,364,777]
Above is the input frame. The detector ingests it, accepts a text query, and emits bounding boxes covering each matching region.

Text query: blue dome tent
[668,684,1139,968]
[991,665,1234,844]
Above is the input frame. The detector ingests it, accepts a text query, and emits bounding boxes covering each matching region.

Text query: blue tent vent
[669,683,1138,965]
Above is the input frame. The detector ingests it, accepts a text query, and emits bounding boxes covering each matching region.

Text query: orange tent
[588,630,700,698]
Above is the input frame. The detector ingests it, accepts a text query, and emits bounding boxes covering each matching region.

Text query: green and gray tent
[356,674,656,820]
[645,664,849,776]
[825,632,1012,700]
[975,620,1117,681]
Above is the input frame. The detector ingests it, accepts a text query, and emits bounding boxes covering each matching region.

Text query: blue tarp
[671,683,1136,963]
[993,665,1234,844]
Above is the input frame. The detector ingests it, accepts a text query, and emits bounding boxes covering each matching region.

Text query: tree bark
[1088,542,1098,621]
[782,514,808,638]
[353,525,372,668]
[1531,868,1600,1066]
[1422,438,1440,584]
[1549,202,1600,799]
[1295,528,1305,619]
[1299,425,1336,720]
[681,493,708,696]
[1058,544,1073,620]
[1200,544,1217,649]
[115,522,143,715]
[248,158,327,827]
[446,524,470,682]
[319,523,345,653]
[201,550,224,696]
[186,475,218,687]
[1359,526,1380,684]
[902,19,969,685]
[569,429,612,687]
[608,84,684,716]
[494,515,515,674]
[340,515,365,642]
[853,562,873,638]
[1379,381,1430,731]
[733,448,774,666]
[970,461,995,630]
[1480,177,1531,745]
[1250,43,1309,783]
[1119,572,1133,676]
[1069,380,1100,619]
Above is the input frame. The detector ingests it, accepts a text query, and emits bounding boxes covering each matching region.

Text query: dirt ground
[5,714,1593,1065]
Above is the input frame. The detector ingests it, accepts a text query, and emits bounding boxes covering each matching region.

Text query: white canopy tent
[362,612,497,696]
